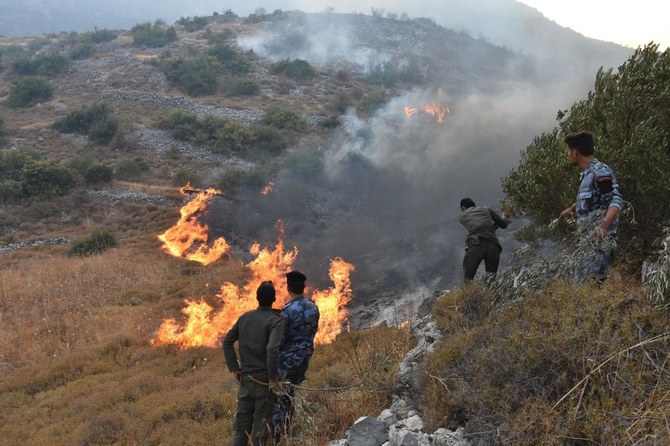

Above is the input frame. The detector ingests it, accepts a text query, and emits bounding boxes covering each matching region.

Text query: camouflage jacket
[576,159,624,236]
[278,296,320,383]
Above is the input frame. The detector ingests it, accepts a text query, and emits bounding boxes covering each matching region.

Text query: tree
[502,44,670,261]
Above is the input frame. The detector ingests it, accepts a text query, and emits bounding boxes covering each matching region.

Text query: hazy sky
[518,0,670,49]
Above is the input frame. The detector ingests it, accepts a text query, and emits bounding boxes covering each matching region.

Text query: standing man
[273,270,320,440]
[459,198,511,282]
[223,281,285,446]
[559,131,623,281]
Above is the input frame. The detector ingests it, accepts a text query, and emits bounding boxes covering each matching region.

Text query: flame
[261,180,274,196]
[152,227,355,348]
[403,103,450,123]
[157,183,230,265]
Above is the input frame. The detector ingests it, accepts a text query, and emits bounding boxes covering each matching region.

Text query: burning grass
[421,281,670,445]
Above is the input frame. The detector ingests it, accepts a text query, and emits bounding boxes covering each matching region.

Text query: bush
[262,106,306,131]
[8,76,53,107]
[27,38,52,53]
[70,43,95,60]
[206,44,250,74]
[270,58,317,80]
[53,103,121,145]
[367,62,423,87]
[13,53,70,76]
[0,115,6,138]
[205,29,235,44]
[225,78,260,96]
[217,166,270,190]
[69,229,117,257]
[502,44,670,263]
[84,28,117,43]
[114,158,150,181]
[130,22,178,47]
[85,164,113,184]
[162,56,221,96]
[178,16,208,32]
[254,125,289,154]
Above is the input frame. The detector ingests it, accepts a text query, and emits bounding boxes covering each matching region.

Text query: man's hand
[595,224,608,240]
[234,371,241,384]
[502,211,511,219]
[560,204,576,218]
[268,379,280,394]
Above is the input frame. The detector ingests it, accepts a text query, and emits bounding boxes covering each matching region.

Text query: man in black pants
[459,198,510,282]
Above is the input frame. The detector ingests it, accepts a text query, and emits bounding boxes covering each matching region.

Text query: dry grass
[0,244,412,445]
[422,281,670,445]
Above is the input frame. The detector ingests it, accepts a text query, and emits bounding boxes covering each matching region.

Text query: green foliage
[262,106,306,131]
[12,53,70,76]
[8,76,53,107]
[206,44,250,74]
[157,110,257,154]
[205,28,235,44]
[82,28,117,43]
[162,56,221,96]
[130,22,178,47]
[53,103,121,145]
[502,44,670,261]
[27,38,52,53]
[177,16,208,32]
[360,91,388,115]
[69,229,117,257]
[69,43,95,60]
[84,164,113,184]
[217,166,271,191]
[254,125,289,154]
[1,149,74,199]
[171,168,199,187]
[0,115,6,138]
[225,78,261,96]
[114,158,150,181]
[270,58,317,80]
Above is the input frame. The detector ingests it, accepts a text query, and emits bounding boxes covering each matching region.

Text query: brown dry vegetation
[421,281,670,445]
[0,246,412,445]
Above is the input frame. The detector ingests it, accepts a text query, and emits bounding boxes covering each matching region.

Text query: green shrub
[0,180,23,200]
[53,103,120,144]
[70,43,95,60]
[226,78,260,96]
[270,58,316,80]
[262,106,306,131]
[21,160,74,197]
[178,16,208,32]
[502,44,670,263]
[9,76,53,107]
[70,229,117,257]
[217,166,270,190]
[254,125,289,154]
[367,62,423,87]
[114,158,150,181]
[130,22,178,47]
[206,44,250,74]
[84,28,117,43]
[206,28,235,44]
[319,115,341,129]
[162,56,222,96]
[11,55,39,74]
[0,115,6,138]
[172,168,200,186]
[360,91,388,115]
[27,38,52,53]
[34,53,70,75]
[85,164,113,184]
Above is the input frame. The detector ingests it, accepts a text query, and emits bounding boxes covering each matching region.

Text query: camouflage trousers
[577,238,615,283]
[233,376,276,446]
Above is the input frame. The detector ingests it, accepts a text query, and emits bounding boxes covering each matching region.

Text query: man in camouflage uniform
[459,197,511,282]
[223,282,285,446]
[559,131,624,281]
[273,270,320,440]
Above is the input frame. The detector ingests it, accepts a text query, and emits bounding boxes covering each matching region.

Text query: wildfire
[157,183,230,265]
[403,103,450,123]
[261,180,274,196]
[153,228,355,348]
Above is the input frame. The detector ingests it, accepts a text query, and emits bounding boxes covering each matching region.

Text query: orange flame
[261,180,274,196]
[157,183,230,265]
[403,103,450,123]
[152,229,355,348]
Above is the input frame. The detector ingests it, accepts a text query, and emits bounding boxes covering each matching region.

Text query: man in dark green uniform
[223,281,285,446]
[459,198,510,282]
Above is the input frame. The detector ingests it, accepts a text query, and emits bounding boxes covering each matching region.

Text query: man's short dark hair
[286,271,306,295]
[564,131,594,156]
[256,281,276,307]
[460,198,476,209]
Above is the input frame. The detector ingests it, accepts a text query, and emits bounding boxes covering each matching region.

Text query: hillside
[2,8,665,446]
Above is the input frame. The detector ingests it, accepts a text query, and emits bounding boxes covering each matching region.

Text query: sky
[518,0,670,49]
